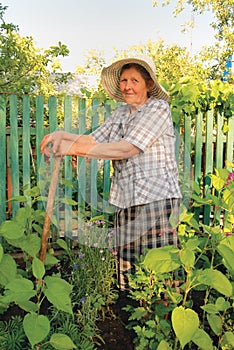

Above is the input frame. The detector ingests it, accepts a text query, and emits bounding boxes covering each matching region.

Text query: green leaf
[61,179,74,187]
[0,220,25,240]
[0,295,9,310]
[210,174,225,191]
[5,278,36,303]
[0,244,3,263]
[220,235,234,250]
[44,276,73,314]
[197,269,233,297]
[180,248,195,268]
[222,123,230,134]
[59,198,78,206]
[179,211,195,225]
[207,314,222,335]
[32,257,45,280]
[157,340,172,350]
[8,195,28,203]
[223,188,234,208]
[215,297,230,311]
[217,243,234,274]
[23,312,50,347]
[45,253,59,266]
[19,234,41,257]
[7,234,41,258]
[128,307,148,320]
[222,331,234,347]
[172,306,199,349]
[185,237,200,250]
[56,238,69,251]
[32,223,43,235]
[191,328,213,350]
[201,304,218,314]
[143,246,180,273]
[50,333,77,349]
[0,254,17,286]
[18,300,38,312]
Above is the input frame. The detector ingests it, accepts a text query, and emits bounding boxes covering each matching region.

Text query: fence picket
[47,96,60,233]
[36,96,44,180]
[64,96,73,239]
[194,112,203,221]
[9,95,20,216]
[90,98,99,217]
[216,111,224,169]
[103,103,111,220]
[204,110,214,225]
[226,116,234,167]
[183,115,192,208]
[0,95,6,223]
[22,96,31,195]
[78,99,87,218]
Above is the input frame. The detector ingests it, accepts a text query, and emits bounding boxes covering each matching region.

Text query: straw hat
[101,55,169,102]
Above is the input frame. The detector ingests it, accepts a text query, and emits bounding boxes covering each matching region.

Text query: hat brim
[101,57,169,102]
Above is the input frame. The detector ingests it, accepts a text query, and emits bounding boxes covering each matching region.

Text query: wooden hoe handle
[39,156,61,263]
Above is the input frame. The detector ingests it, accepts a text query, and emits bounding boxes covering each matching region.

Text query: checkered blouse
[92,97,182,209]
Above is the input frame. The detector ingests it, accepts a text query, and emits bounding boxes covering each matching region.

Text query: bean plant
[0,185,117,349]
[124,164,234,350]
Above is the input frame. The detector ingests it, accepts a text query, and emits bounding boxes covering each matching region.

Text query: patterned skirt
[114,198,181,290]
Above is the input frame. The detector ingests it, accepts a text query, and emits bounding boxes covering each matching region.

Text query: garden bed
[0,290,135,350]
[96,292,136,349]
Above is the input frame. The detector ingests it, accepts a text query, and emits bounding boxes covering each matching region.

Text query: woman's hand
[40,131,79,157]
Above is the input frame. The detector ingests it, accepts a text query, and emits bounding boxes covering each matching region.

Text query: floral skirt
[114,198,181,290]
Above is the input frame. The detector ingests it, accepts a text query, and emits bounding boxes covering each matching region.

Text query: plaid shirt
[92,97,182,209]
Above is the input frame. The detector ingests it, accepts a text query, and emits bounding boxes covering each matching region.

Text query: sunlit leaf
[198,269,233,297]
[143,246,180,273]
[192,328,213,350]
[172,306,199,348]
[207,314,222,335]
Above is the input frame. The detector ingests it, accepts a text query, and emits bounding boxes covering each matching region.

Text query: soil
[96,292,136,350]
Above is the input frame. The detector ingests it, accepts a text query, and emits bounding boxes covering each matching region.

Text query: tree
[153,0,234,78]
[0,4,72,95]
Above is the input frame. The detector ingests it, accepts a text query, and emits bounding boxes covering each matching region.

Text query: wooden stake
[39,156,61,263]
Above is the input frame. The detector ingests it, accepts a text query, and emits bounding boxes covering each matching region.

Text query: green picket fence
[0,94,233,237]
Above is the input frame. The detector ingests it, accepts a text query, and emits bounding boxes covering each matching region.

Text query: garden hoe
[39,156,61,263]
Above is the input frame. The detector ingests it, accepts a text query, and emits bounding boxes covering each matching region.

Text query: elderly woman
[40,55,182,291]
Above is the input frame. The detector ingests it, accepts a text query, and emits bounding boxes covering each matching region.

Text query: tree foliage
[0,3,72,95]
[153,0,233,46]
[153,0,234,76]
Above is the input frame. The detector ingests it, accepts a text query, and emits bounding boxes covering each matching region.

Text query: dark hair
[120,63,152,84]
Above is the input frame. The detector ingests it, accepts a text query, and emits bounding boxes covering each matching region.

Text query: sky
[3,0,215,72]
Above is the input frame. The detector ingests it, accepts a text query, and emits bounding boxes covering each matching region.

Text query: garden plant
[0,185,117,349]
[123,164,234,350]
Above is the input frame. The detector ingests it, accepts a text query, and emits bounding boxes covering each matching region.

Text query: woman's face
[119,67,151,108]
